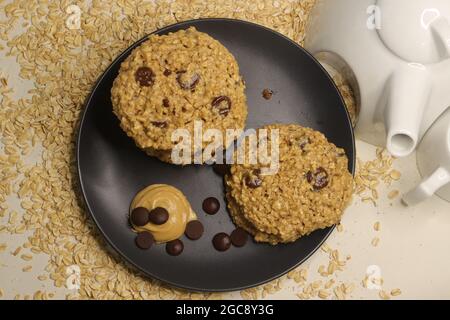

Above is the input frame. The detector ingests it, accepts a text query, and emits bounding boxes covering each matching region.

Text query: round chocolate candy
[130,207,150,226]
[212,233,231,252]
[166,239,184,256]
[135,232,154,250]
[185,220,204,240]
[230,227,249,247]
[149,207,169,225]
[202,197,220,215]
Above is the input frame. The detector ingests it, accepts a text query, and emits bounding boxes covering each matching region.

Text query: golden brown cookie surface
[225,124,354,245]
[111,27,248,163]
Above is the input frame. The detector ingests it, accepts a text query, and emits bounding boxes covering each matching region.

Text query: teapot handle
[402,167,450,206]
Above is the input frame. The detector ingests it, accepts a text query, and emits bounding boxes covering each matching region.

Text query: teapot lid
[376,0,450,64]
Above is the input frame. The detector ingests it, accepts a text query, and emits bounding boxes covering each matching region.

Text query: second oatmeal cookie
[225,124,353,245]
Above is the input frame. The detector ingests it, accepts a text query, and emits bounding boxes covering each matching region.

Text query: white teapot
[403,107,450,205]
[305,0,450,157]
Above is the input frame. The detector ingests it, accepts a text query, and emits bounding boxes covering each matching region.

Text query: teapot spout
[384,65,432,157]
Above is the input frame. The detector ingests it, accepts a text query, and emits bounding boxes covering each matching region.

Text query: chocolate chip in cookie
[176,71,200,90]
[151,121,168,128]
[298,137,311,151]
[135,67,155,87]
[211,96,232,116]
[245,170,262,189]
[306,167,329,190]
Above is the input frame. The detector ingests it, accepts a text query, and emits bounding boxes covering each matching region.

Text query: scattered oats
[324,279,335,289]
[336,224,344,232]
[362,197,377,207]
[344,283,355,294]
[391,288,402,296]
[373,221,381,232]
[355,149,397,204]
[312,280,322,290]
[33,291,43,300]
[12,247,21,256]
[362,275,369,288]
[20,254,33,261]
[37,275,47,281]
[321,243,331,253]
[22,265,32,272]
[371,237,380,247]
[8,211,18,224]
[379,290,391,300]
[333,285,346,300]
[296,292,310,300]
[14,294,21,300]
[0,288,3,298]
[318,290,330,299]
[0,243,7,253]
[390,170,401,181]
[388,190,400,200]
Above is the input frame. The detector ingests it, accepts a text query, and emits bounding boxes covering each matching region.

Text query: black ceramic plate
[77,18,355,292]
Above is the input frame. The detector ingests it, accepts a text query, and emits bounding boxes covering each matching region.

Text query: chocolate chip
[149,207,169,225]
[135,232,154,249]
[151,121,168,128]
[176,70,200,90]
[230,228,248,247]
[306,167,329,190]
[130,207,150,227]
[245,171,262,189]
[298,137,311,151]
[166,239,184,256]
[262,88,273,100]
[135,67,154,87]
[163,69,172,76]
[213,163,230,176]
[185,220,204,240]
[211,96,232,116]
[202,197,220,215]
[162,98,170,108]
[212,233,231,252]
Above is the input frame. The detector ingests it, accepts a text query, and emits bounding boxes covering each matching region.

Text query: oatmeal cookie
[225,124,353,245]
[111,27,248,164]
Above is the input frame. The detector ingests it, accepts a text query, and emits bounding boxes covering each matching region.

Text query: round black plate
[77,19,355,292]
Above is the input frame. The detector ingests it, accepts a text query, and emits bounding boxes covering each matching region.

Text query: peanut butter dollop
[130,184,197,243]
